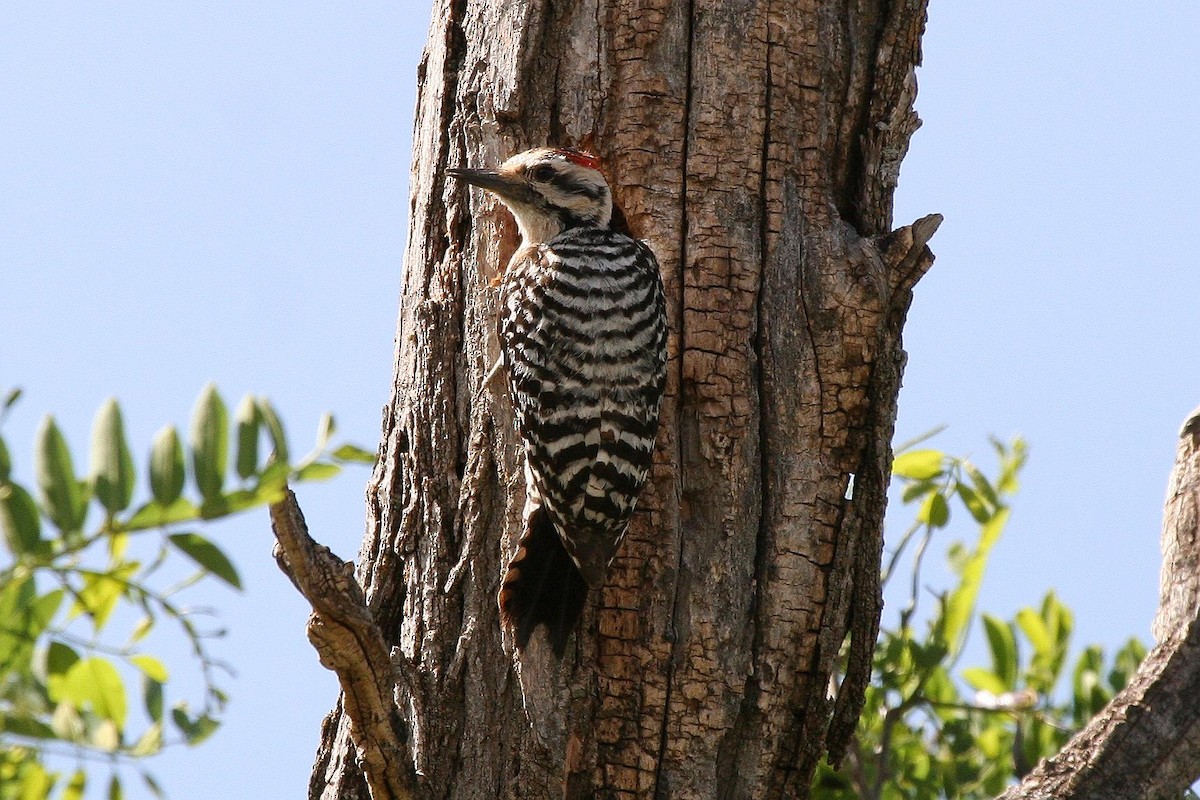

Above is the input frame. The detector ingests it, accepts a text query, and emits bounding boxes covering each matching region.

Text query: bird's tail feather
[498,507,588,656]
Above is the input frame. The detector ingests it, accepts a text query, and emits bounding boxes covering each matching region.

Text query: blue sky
[2,3,1198,797]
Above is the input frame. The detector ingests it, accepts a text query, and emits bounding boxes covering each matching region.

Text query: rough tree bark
[291,1,940,797]
[264,2,1200,798]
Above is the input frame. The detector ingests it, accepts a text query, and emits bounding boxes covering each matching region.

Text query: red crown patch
[554,148,602,171]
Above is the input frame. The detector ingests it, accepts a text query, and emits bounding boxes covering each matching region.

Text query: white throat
[510,209,564,245]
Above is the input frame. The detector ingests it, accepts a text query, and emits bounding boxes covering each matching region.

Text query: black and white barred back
[498,226,667,654]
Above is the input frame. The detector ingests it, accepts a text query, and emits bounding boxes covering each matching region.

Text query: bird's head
[448,147,614,243]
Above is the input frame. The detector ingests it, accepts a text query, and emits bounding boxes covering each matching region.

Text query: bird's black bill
[446,167,511,195]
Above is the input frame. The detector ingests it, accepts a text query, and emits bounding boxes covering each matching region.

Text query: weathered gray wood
[997,408,1200,800]
[303,1,936,797]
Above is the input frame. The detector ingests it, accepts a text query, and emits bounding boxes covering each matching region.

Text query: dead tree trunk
[266,4,1200,798]
[291,1,938,797]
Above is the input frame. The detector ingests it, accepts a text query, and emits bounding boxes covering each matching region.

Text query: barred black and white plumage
[449,148,667,655]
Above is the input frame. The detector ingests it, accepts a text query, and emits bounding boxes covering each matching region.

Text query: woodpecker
[449,148,668,656]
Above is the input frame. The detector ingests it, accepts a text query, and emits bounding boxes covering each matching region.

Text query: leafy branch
[813,434,1165,800]
[0,385,373,800]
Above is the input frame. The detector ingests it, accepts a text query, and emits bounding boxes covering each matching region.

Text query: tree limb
[998,406,1200,799]
[269,489,419,800]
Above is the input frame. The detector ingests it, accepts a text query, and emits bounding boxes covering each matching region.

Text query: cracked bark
[298,1,937,797]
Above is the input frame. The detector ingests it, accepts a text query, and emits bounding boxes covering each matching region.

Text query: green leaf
[89,398,136,514]
[979,506,1009,551]
[130,721,164,757]
[20,766,55,800]
[234,395,261,481]
[294,462,340,482]
[994,436,1028,495]
[26,589,64,639]
[198,487,275,519]
[1036,591,1073,684]
[190,715,220,746]
[922,667,956,708]
[171,704,220,746]
[0,574,34,661]
[1043,591,1074,649]
[256,396,289,465]
[108,774,123,800]
[964,462,1002,510]
[140,772,167,800]
[1,715,56,740]
[331,443,376,464]
[315,411,336,452]
[143,677,164,723]
[892,449,945,481]
[1110,638,1147,692]
[0,434,10,481]
[1072,645,1107,721]
[63,770,86,800]
[0,481,47,558]
[46,640,83,713]
[961,667,1007,695]
[109,529,130,561]
[256,460,291,496]
[129,616,154,645]
[981,614,1018,689]
[75,565,137,631]
[955,483,992,524]
[36,415,88,532]
[1,387,21,414]
[148,425,186,505]
[901,479,936,504]
[0,583,60,671]
[190,384,229,502]
[59,657,128,728]
[1017,608,1052,659]
[917,492,950,528]
[124,497,200,531]
[938,508,1010,657]
[129,654,169,683]
[46,641,82,691]
[909,640,948,671]
[168,532,241,589]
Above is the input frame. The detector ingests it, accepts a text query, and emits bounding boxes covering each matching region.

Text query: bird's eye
[529,165,556,183]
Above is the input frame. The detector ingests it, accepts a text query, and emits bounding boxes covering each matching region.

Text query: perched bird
[449,148,668,655]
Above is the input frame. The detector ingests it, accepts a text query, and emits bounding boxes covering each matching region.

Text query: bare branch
[269,489,419,800]
[875,213,943,295]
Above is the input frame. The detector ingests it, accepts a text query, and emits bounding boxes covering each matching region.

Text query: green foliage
[0,384,372,799]
[813,435,1157,799]
[89,400,135,517]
